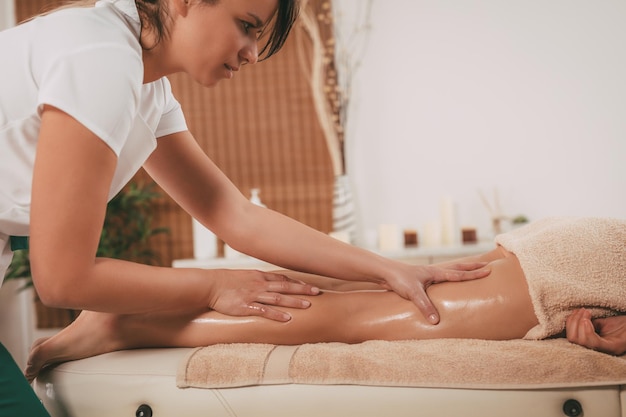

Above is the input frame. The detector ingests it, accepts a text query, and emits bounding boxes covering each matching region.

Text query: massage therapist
[0,0,491,414]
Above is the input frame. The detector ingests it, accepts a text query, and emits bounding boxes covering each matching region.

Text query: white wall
[336,0,626,245]
[0,0,15,31]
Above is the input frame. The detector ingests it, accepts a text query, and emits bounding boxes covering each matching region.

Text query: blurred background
[338,0,625,245]
[1,0,624,258]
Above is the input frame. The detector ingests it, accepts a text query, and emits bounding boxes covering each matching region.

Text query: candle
[440,196,457,246]
[423,221,441,247]
[329,230,351,244]
[224,243,245,259]
[462,227,478,244]
[403,229,418,247]
[192,218,217,259]
[378,224,400,252]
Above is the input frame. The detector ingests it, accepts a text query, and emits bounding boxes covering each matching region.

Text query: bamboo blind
[16,0,335,268]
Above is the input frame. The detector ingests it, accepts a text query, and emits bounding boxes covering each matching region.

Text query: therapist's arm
[143,131,491,325]
[29,106,316,321]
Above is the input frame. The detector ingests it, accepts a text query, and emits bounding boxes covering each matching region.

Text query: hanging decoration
[296,0,373,241]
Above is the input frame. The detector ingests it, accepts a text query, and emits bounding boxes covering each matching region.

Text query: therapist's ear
[171,0,191,17]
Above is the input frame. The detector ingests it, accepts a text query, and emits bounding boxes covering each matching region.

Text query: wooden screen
[15,0,335,267]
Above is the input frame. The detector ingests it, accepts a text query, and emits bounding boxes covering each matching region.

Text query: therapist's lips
[224,64,239,79]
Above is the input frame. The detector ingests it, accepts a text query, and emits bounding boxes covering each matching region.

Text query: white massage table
[34,339,626,417]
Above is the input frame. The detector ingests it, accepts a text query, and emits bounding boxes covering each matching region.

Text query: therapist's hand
[566,308,626,356]
[207,269,320,322]
[384,262,491,325]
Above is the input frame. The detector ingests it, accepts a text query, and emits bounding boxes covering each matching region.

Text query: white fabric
[0,0,187,240]
[0,234,11,285]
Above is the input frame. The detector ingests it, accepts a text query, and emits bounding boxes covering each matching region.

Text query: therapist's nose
[240,40,259,65]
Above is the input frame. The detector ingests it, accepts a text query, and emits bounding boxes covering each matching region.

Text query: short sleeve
[155,76,188,138]
[37,44,143,156]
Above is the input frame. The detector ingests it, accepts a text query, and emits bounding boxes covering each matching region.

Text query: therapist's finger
[429,265,491,284]
[255,292,312,309]
[408,288,440,325]
[244,303,293,322]
[442,262,490,273]
[263,273,321,296]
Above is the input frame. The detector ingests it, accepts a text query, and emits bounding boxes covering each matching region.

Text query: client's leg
[27,247,537,379]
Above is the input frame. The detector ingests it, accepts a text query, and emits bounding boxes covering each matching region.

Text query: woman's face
[169,0,278,87]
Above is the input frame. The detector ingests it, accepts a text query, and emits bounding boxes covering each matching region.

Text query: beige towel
[495,217,626,339]
[177,339,626,390]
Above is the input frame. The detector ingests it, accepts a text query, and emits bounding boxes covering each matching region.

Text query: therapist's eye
[241,20,253,34]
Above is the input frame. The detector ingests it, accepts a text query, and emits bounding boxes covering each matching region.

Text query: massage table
[34,338,626,417]
[33,218,626,415]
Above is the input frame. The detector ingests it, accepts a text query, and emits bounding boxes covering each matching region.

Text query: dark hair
[135,0,170,50]
[135,0,299,59]
[259,0,299,60]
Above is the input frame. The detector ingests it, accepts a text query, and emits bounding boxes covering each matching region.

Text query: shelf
[172,242,495,270]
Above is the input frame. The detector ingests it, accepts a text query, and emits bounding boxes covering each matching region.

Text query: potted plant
[4,181,168,328]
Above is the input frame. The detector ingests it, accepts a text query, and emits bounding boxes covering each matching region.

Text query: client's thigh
[261,249,536,343]
[425,249,538,340]
[322,248,538,342]
[283,248,537,342]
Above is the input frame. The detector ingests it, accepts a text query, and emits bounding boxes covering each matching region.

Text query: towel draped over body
[495,217,626,339]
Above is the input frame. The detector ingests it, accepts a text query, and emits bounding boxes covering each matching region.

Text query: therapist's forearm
[222,205,398,285]
[33,257,215,314]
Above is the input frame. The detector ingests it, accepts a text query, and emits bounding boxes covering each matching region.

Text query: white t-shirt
[0,0,188,279]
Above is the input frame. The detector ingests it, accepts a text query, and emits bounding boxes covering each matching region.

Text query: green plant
[4,249,31,284]
[96,181,168,263]
[512,215,529,225]
[4,181,168,288]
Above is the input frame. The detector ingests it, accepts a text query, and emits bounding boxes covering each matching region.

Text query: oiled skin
[26,246,538,380]
[112,246,537,347]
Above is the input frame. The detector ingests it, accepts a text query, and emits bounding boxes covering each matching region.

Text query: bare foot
[26,311,126,381]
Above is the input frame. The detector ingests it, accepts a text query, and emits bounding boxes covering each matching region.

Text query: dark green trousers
[0,342,50,417]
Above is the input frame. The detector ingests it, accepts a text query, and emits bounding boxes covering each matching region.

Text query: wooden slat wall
[16,0,335,267]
